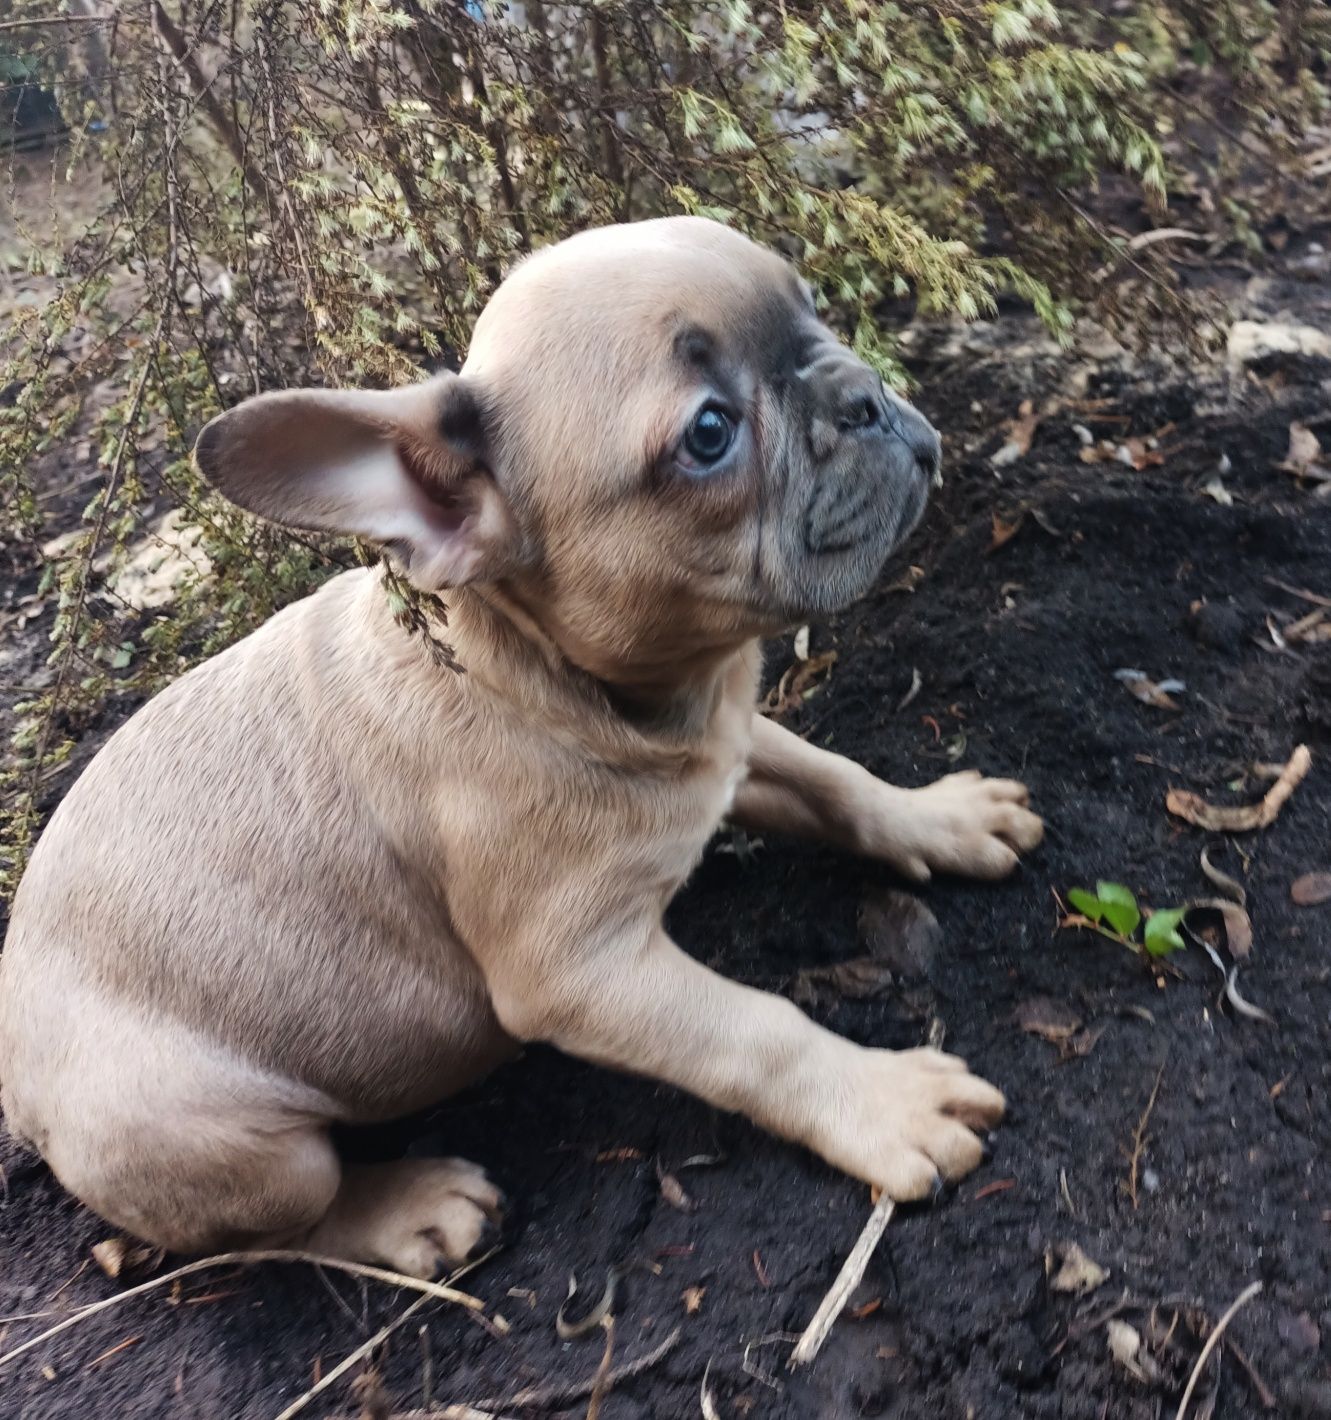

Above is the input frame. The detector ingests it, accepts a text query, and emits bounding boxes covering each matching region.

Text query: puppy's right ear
[193,374,517,590]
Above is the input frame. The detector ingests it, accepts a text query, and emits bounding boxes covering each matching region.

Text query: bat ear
[193,374,517,589]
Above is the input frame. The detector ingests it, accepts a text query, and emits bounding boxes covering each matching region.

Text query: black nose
[885,393,942,479]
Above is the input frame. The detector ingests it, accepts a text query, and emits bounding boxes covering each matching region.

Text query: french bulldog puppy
[0,218,1041,1278]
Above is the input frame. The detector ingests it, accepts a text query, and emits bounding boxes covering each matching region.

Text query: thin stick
[430,1326,683,1414]
[274,1248,497,1420]
[788,1195,896,1368]
[0,1251,486,1373]
[1175,1282,1263,1420]
[1124,1059,1166,1210]
[274,1295,430,1420]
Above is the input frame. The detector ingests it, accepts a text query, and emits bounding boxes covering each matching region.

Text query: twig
[274,1295,431,1420]
[1175,1282,1263,1420]
[432,1326,683,1413]
[0,1252,487,1374]
[1223,1336,1278,1410]
[1124,1059,1166,1209]
[788,1194,896,1368]
[584,1317,616,1420]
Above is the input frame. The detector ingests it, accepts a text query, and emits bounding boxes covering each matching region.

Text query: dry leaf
[989,509,1024,551]
[1047,1242,1109,1296]
[1107,1320,1160,1382]
[91,1237,158,1280]
[595,1146,645,1164]
[991,399,1041,467]
[1279,421,1327,478]
[682,1286,706,1315]
[1199,845,1246,906]
[1115,669,1185,710]
[1185,898,1253,959]
[1291,872,1331,906]
[858,890,941,980]
[792,957,895,1006]
[1016,997,1082,1044]
[1166,745,1312,832]
[762,650,837,717]
[658,1171,696,1213]
[1201,474,1233,506]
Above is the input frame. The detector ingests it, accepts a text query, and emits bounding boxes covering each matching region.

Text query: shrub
[0,0,1326,893]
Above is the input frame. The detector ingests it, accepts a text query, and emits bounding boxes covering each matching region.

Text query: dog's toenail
[469,1215,500,1260]
[930,1174,946,1203]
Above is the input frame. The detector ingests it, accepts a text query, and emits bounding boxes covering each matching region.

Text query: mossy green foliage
[1,0,1326,894]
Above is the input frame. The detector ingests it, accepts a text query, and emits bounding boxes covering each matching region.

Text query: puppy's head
[196,217,938,682]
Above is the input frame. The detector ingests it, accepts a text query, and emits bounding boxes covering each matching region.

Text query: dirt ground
[3,193,1331,1417]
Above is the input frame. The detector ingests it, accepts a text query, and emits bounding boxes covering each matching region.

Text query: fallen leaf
[762,650,838,717]
[682,1286,706,1315]
[1115,668,1185,711]
[1200,845,1246,905]
[1107,1320,1160,1382]
[792,957,895,1006]
[1279,421,1327,478]
[850,1297,883,1319]
[658,1172,696,1213]
[595,1146,645,1163]
[991,400,1041,467]
[1047,1242,1109,1296]
[1184,898,1253,959]
[858,890,942,980]
[1016,997,1082,1044]
[92,1237,158,1280]
[1201,474,1233,506]
[1291,872,1331,906]
[989,509,1024,551]
[1166,745,1312,832]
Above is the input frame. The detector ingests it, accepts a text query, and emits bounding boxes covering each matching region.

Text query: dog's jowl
[0,218,1042,1276]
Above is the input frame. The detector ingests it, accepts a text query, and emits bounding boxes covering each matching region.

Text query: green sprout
[1064,882,1186,958]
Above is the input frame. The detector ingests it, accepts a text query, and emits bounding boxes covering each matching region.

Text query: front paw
[890,770,1043,882]
[811,1046,1005,1201]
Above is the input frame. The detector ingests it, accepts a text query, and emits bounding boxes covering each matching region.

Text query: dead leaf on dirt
[1166,744,1312,832]
[1081,431,1168,469]
[1201,474,1233,506]
[1278,421,1331,483]
[1280,607,1331,645]
[1185,898,1253,960]
[658,1171,696,1213]
[990,399,1042,467]
[595,1146,645,1164]
[92,1237,160,1280]
[1115,669,1185,711]
[682,1286,706,1315]
[1291,872,1331,906]
[858,890,942,981]
[1015,997,1105,1060]
[1107,1319,1161,1382]
[762,650,837,717]
[792,957,895,1007]
[1016,997,1082,1043]
[1199,845,1246,906]
[989,509,1025,551]
[1046,1241,1109,1296]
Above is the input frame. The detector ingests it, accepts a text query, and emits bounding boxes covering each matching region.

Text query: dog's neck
[446,581,757,750]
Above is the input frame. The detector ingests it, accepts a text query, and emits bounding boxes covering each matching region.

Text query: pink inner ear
[396,441,470,530]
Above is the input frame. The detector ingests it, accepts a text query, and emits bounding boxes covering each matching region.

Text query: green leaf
[1143,907,1187,958]
[1067,887,1104,922]
[1095,881,1141,938]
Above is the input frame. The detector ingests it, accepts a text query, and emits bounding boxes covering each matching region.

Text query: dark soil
[4,239,1331,1418]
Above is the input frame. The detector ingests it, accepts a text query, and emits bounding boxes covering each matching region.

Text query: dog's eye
[682,405,734,468]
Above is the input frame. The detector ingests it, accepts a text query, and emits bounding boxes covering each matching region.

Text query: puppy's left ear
[193,373,517,590]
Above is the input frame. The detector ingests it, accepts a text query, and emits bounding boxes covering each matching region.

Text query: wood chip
[1291,872,1331,906]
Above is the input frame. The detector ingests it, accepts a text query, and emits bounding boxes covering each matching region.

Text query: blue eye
[683,405,734,466]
